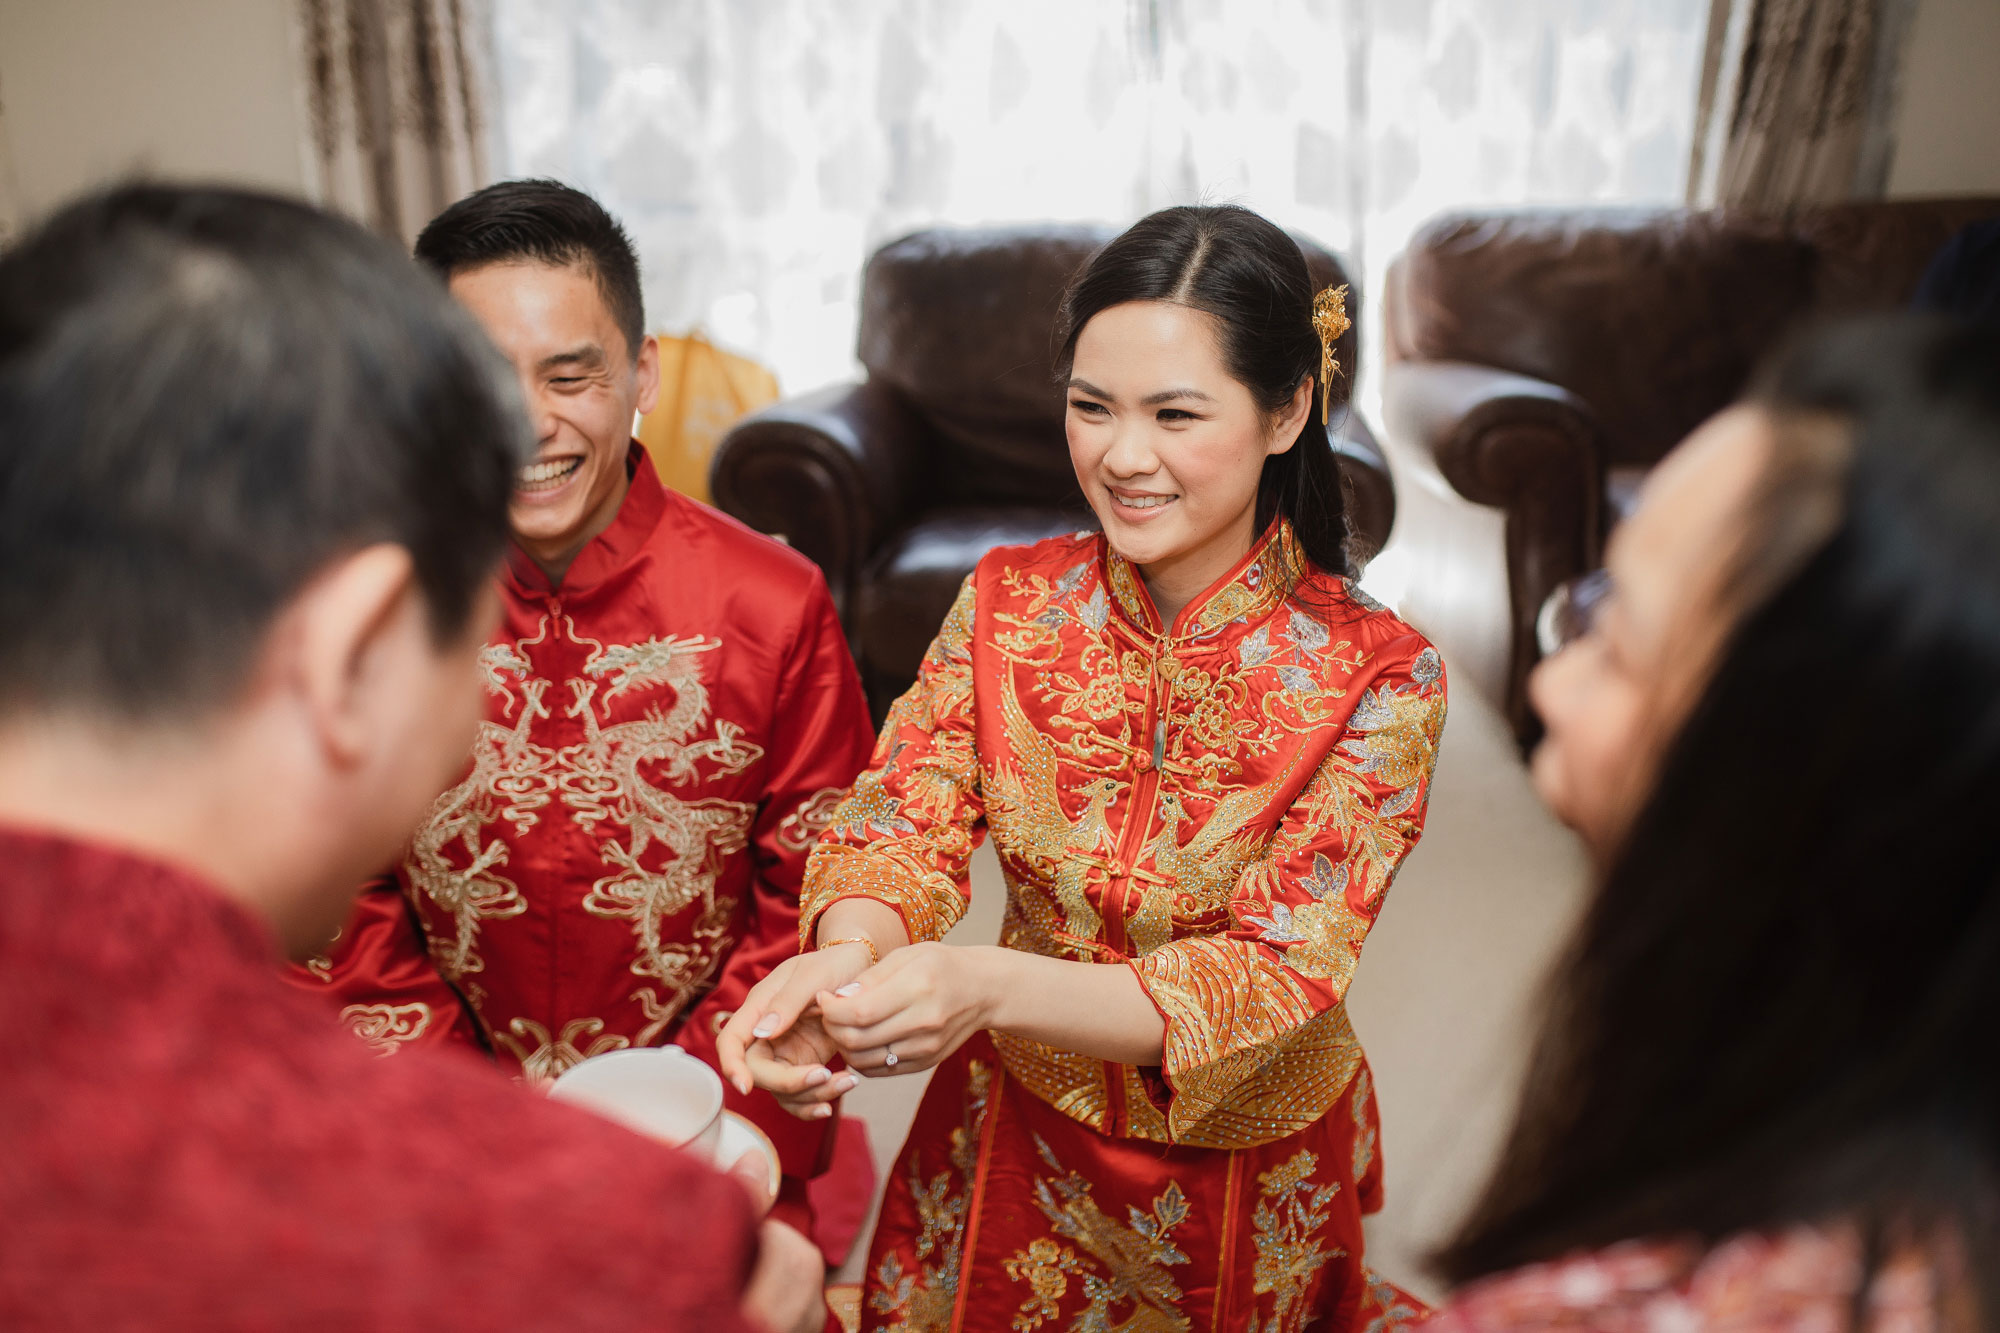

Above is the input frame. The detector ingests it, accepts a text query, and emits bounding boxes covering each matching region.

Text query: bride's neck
[1134,505,1264,629]
[1139,545,1245,629]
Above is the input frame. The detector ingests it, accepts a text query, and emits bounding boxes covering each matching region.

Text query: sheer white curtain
[492,0,1705,406]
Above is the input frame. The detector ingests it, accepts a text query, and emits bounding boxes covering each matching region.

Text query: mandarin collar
[1101,518,1305,642]
[505,440,667,600]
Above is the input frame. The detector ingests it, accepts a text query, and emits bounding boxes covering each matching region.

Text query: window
[493,0,1705,412]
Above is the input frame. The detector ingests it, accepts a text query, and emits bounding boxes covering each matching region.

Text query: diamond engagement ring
[883,1046,899,1068]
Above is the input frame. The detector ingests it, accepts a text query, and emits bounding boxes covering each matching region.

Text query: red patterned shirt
[1430,1228,1954,1332]
[0,825,758,1330]
[293,444,874,1184]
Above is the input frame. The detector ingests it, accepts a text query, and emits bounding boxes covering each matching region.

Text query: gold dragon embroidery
[404,638,559,988]
[405,611,778,1047]
[564,633,763,1041]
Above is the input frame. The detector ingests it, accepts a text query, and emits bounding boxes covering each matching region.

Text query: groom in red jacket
[291,180,874,1232]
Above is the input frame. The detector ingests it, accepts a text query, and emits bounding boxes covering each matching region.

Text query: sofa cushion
[855,506,1096,692]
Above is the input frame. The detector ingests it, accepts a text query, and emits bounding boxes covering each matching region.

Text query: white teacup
[547,1046,724,1162]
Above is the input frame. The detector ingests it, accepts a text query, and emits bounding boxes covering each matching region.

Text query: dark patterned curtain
[298,0,491,242]
[0,90,19,245]
[1688,0,1917,211]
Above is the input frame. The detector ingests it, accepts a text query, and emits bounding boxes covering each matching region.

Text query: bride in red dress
[722,205,1445,1332]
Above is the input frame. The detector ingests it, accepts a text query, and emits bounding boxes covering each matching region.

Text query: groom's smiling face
[449,260,657,579]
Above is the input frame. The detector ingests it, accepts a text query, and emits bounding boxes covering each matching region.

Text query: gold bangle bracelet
[817,935,878,967]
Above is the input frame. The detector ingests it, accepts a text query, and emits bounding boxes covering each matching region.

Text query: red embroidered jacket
[294,445,874,1181]
[803,521,1446,1149]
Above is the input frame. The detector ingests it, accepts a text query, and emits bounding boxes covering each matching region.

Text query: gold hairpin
[1312,285,1351,422]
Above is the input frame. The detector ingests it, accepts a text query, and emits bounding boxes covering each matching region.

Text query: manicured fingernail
[812,1104,833,1119]
[751,1019,776,1039]
[734,1075,751,1095]
[833,1074,858,1094]
[804,1067,831,1087]
[834,983,862,997]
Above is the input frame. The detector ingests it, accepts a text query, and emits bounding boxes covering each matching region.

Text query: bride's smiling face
[1065,300,1308,600]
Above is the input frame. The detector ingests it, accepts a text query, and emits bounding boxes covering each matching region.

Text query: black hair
[1438,317,2000,1317]
[1055,204,1351,580]
[0,183,530,719]
[414,178,645,361]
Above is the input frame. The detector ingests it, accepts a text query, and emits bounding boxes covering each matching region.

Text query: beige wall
[1888,0,2000,197]
[0,0,307,236]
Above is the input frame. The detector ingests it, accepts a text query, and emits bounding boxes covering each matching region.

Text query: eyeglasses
[1536,568,1614,657]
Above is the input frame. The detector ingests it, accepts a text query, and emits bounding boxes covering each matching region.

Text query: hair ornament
[1312,284,1351,422]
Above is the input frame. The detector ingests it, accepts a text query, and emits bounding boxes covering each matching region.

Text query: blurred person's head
[1441,317,2000,1303]
[1527,402,1848,861]
[0,183,529,956]
[415,179,659,584]
[1056,205,1350,621]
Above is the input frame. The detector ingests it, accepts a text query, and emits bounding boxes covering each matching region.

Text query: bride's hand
[716,943,873,1119]
[816,943,1003,1076]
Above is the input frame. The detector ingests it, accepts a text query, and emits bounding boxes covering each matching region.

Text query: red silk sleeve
[1129,638,1447,1143]
[798,575,985,946]
[677,570,874,1180]
[283,877,484,1058]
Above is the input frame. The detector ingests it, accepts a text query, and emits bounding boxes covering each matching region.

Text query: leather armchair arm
[710,379,924,624]
[1382,360,1606,743]
[1330,411,1394,568]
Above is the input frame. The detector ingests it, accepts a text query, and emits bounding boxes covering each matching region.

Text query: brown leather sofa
[1380,197,2000,745]
[711,224,1392,720]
